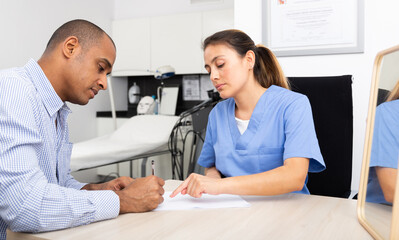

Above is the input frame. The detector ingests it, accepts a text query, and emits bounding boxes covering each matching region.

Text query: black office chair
[377,88,390,106]
[288,75,353,198]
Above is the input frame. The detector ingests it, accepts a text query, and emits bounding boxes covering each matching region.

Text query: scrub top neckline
[235,117,250,135]
[228,85,277,149]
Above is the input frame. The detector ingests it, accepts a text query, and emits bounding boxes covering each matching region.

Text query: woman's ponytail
[386,80,399,102]
[254,44,289,89]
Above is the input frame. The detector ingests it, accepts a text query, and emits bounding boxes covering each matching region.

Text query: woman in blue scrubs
[367,82,399,204]
[171,30,325,198]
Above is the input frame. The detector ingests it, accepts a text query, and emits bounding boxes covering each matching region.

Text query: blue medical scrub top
[198,85,326,194]
[367,99,399,205]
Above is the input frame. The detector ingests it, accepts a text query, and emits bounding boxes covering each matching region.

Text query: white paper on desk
[154,191,251,211]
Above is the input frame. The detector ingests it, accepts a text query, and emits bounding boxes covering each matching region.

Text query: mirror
[358,45,399,239]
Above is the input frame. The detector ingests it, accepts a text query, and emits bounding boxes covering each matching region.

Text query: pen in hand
[151,160,155,175]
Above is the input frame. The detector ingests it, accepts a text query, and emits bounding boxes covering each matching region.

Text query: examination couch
[70,115,180,177]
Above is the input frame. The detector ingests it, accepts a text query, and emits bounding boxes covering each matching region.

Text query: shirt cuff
[89,190,120,222]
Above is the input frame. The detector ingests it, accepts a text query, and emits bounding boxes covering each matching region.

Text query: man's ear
[63,36,79,58]
[245,50,256,70]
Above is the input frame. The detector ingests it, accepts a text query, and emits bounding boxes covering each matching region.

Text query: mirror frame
[357,44,399,240]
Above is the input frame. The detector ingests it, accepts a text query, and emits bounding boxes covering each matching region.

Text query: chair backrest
[288,75,353,198]
[377,88,390,106]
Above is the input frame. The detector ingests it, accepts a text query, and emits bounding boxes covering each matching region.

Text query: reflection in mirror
[365,81,399,239]
[367,80,399,205]
[358,45,399,240]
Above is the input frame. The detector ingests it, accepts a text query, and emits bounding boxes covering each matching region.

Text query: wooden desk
[7,180,372,240]
[364,202,392,239]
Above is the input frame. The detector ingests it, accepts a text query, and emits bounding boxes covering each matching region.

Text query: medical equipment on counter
[153,95,159,115]
[155,66,176,115]
[109,65,175,129]
[159,86,179,115]
[128,82,140,104]
[137,96,155,115]
[153,65,175,80]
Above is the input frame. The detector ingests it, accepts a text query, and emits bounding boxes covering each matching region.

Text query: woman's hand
[169,173,222,198]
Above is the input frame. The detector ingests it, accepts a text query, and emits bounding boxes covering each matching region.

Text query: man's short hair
[45,19,115,53]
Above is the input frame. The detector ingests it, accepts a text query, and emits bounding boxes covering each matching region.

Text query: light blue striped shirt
[0,59,119,239]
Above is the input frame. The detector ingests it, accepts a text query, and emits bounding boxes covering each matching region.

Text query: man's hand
[116,175,165,213]
[81,176,134,191]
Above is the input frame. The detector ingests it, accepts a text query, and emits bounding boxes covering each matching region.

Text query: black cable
[100,172,120,183]
[181,130,205,177]
[168,116,187,179]
[168,97,221,180]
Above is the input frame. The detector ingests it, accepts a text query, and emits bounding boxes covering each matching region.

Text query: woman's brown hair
[203,29,289,89]
[386,80,399,102]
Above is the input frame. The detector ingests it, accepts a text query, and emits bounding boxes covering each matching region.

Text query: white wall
[114,0,234,20]
[0,0,119,143]
[235,0,399,192]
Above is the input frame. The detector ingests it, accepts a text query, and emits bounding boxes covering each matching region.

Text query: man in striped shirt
[0,19,164,239]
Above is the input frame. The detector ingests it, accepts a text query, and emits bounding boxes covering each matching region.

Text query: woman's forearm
[217,157,309,196]
[171,158,310,198]
[376,167,397,203]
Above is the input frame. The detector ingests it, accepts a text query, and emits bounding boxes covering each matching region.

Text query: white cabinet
[151,12,203,74]
[111,18,151,77]
[201,9,235,73]
[202,9,235,40]
[111,9,234,76]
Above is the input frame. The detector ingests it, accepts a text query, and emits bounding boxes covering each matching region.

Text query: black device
[169,90,221,179]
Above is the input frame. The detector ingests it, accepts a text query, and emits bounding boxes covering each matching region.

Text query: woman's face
[204,44,252,99]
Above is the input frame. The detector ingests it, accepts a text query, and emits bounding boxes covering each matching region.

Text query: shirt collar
[24,58,70,117]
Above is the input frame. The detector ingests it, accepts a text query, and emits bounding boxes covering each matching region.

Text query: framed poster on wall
[262,0,364,57]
